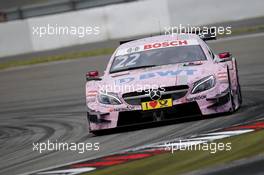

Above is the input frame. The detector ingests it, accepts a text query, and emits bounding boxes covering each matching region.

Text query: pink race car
[85,33,242,135]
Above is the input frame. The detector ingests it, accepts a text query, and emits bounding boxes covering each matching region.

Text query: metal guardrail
[1,0,136,22]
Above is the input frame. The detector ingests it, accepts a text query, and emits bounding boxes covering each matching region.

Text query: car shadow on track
[89,112,234,137]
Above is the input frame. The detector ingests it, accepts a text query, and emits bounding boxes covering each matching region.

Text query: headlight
[191,75,216,94]
[98,91,122,105]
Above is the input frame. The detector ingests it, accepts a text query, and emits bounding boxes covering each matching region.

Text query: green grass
[0,48,115,70]
[230,24,264,36]
[85,130,264,175]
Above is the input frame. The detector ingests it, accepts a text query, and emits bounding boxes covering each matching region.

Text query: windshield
[110,45,206,73]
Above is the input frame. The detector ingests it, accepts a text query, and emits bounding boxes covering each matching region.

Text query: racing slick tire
[227,67,236,113]
[235,59,243,107]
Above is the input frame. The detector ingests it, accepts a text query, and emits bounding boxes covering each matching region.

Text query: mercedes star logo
[149,89,162,101]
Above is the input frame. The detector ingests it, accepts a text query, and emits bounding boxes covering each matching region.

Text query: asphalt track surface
[0,33,264,175]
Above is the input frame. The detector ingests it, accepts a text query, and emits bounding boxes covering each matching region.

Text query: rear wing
[192,27,216,41]
[119,40,135,45]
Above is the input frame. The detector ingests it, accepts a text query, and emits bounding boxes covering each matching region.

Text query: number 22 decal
[113,53,140,69]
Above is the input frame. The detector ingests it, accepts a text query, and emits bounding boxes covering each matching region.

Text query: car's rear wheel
[234,59,242,109]
[228,87,235,113]
[227,67,235,113]
[236,79,242,107]
[235,60,242,107]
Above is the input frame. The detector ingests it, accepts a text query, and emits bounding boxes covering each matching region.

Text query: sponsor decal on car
[141,99,173,111]
[116,69,197,84]
[116,40,199,56]
[112,105,136,112]
[187,95,206,101]
[217,72,228,82]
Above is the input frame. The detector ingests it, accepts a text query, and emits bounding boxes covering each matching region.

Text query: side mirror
[218,52,231,58]
[86,71,101,81]
[218,52,232,62]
